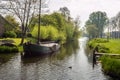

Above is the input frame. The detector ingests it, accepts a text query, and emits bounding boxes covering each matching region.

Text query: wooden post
[93,49,96,64]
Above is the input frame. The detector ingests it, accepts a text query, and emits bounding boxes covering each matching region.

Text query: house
[0,14,14,37]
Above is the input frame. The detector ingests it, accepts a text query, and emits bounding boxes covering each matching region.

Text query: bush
[88,38,110,53]
[96,45,110,53]
[0,46,18,53]
[32,25,60,41]
[27,33,32,37]
[15,31,22,38]
[101,56,120,79]
[2,31,17,38]
[94,38,108,43]
[47,26,59,40]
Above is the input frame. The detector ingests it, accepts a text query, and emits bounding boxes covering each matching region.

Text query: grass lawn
[0,38,27,45]
[88,38,120,79]
[101,39,120,54]
[88,38,120,54]
[0,38,27,52]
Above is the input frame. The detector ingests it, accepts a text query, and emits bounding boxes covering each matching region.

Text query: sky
[48,0,120,27]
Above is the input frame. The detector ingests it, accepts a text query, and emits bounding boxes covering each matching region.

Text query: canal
[0,37,111,80]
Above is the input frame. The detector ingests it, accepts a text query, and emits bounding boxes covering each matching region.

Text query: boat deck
[40,43,58,47]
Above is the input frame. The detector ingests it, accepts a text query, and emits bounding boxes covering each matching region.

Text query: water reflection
[0,53,16,64]
[0,37,111,80]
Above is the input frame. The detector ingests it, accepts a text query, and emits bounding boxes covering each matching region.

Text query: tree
[5,15,19,29]
[0,0,39,45]
[0,0,48,45]
[115,12,120,38]
[73,16,81,38]
[30,12,65,30]
[59,7,70,21]
[87,11,108,38]
[109,17,117,39]
[74,16,80,28]
[86,24,98,39]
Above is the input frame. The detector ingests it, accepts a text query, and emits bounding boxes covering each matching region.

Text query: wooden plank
[95,53,120,56]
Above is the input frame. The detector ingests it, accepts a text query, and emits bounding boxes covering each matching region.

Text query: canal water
[0,37,111,80]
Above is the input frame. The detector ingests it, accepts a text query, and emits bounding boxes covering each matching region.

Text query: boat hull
[23,43,60,56]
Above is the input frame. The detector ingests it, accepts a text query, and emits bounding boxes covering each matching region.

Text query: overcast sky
[48,0,120,27]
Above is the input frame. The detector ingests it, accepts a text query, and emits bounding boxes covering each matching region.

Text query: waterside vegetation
[88,38,120,79]
[30,12,81,44]
[0,38,27,53]
[88,38,120,54]
[101,56,120,79]
[0,11,81,53]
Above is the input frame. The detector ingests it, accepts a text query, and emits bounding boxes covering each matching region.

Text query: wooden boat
[23,42,60,55]
[23,0,60,55]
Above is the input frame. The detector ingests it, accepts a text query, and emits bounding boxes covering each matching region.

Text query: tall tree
[109,17,117,39]
[87,11,108,38]
[115,12,120,38]
[86,24,98,39]
[59,7,70,21]
[73,16,81,38]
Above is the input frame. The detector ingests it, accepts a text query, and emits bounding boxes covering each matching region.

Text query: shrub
[101,56,120,79]
[88,38,110,53]
[32,25,60,41]
[16,31,22,38]
[94,38,108,43]
[47,26,59,41]
[2,31,17,38]
[27,33,32,37]
[0,46,18,53]
[96,45,110,53]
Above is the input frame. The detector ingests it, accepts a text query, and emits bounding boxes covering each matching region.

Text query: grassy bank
[101,56,120,79]
[88,38,120,54]
[88,38,120,79]
[0,38,27,52]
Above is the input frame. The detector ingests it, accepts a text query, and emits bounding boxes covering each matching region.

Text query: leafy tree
[30,12,65,31]
[51,12,65,30]
[5,15,20,34]
[41,14,57,26]
[109,17,117,39]
[31,11,81,42]
[2,31,17,38]
[73,16,81,38]
[87,11,108,38]
[32,25,60,41]
[86,24,98,39]
[115,12,120,38]
[5,15,19,28]
[59,7,70,21]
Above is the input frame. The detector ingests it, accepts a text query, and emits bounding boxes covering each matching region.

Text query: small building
[0,14,14,37]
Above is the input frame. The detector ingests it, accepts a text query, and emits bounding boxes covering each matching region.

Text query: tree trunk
[20,32,25,45]
[20,25,27,45]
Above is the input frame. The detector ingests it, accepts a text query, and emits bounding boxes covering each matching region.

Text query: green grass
[88,38,120,54]
[101,39,120,54]
[0,46,18,53]
[101,56,120,79]
[0,38,27,52]
[88,38,120,79]
[0,38,27,46]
